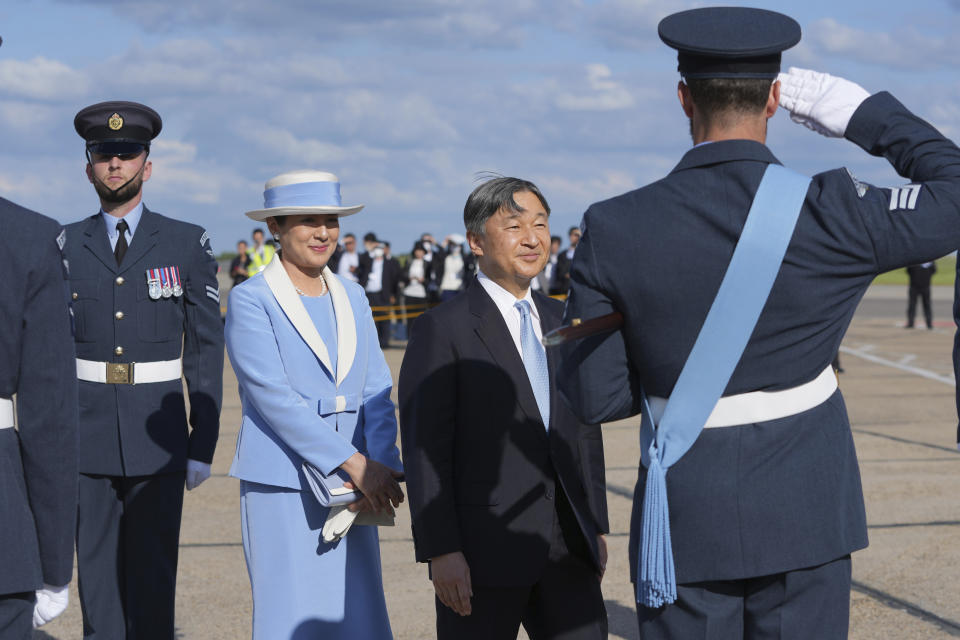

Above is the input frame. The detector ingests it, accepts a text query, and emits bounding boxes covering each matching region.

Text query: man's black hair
[464,177,550,236]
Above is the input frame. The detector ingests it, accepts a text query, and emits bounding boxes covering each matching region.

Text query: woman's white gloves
[778,67,870,138]
[322,505,359,542]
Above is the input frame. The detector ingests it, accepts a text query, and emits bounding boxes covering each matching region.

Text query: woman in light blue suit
[225,170,404,639]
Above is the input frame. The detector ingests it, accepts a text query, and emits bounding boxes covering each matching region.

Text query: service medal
[161,267,173,298]
[172,266,183,297]
[146,268,162,300]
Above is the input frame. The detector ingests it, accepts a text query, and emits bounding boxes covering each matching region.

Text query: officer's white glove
[778,67,870,138]
[33,583,69,627]
[322,505,359,543]
[185,459,211,491]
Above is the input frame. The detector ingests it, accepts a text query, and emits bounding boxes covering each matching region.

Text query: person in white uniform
[225,170,405,639]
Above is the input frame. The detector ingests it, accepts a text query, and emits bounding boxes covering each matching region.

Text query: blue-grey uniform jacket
[559,92,960,584]
[64,207,223,476]
[0,199,78,594]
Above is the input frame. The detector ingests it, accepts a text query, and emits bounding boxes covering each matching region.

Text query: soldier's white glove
[778,67,870,138]
[322,505,359,543]
[33,584,69,627]
[185,459,211,491]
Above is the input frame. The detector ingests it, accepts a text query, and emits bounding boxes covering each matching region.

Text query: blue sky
[2,0,959,254]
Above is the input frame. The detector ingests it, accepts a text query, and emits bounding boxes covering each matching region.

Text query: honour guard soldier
[0,35,80,638]
[64,101,224,638]
[558,7,960,639]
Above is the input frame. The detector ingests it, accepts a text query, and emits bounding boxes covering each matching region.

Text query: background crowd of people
[226,226,586,347]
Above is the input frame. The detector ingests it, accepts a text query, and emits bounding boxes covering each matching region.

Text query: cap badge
[108,113,124,131]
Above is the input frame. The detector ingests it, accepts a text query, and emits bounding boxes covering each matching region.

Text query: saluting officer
[559,7,960,639]
[64,101,224,639]
[0,33,79,635]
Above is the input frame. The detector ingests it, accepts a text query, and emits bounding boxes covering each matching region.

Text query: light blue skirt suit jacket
[225,256,402,639]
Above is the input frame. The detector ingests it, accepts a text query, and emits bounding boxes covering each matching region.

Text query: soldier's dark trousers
[636,554,852,640]
[77,472,185,639]
[0,593,34,640]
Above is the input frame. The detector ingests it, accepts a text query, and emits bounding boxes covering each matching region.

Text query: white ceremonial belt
[76,358,182,385]
[649,366,838,428]
[0,397,13,430]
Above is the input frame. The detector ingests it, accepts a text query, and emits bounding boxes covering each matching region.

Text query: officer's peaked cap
[75,101,162,156]
[658,7,801,80]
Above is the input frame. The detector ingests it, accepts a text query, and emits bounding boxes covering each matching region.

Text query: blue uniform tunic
[0,200,77,597]
[559,92,960,584]
[64,207,224,475]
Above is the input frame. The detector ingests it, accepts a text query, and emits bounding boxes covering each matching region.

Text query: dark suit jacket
[907,262,936,287]
[357,254,403,299]
[382,256,403,300]
[561,92,960,583]
[64,207,224,476]
[399,280,608,588]
[0,199,78,594]
[554,248,575,294]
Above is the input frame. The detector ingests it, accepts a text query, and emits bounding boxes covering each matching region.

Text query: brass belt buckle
[106,362,134,384]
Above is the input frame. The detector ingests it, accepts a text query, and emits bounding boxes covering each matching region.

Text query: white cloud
[538,169,639,206]
[555,64,634,111]
[150,138,198,164]
[0,57,87,100]
[234,123,388,165]
[55,0,547,49]
[806,18,955,70]
[928,100,960,140]
[575,0,686,51]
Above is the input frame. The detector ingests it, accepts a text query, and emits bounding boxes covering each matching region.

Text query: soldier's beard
[94,173,144,204]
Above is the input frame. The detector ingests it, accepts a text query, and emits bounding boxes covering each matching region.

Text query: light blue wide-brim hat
[245,170,364,221]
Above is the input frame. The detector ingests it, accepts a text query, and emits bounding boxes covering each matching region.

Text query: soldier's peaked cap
[658,7,801,80]
[74,101,162,156]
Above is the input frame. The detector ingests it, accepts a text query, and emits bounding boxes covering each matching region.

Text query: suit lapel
[118,207,159,274]
[81,213,118,273]
[468,282,548,436]
[323,268,356,387]
[263,258,336,382]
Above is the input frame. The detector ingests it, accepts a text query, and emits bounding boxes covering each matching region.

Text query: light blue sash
[637,164,811,608]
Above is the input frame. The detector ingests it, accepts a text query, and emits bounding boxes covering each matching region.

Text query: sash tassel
[638,455,676,608]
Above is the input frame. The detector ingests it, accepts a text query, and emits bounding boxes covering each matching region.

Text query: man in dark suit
[399,177,609,640]
[357,234,393,348]
[381,241,404,302]
[559,7,960,639]
[906,262,936,329]
[553,226,580,295]
[65,101,224,638]
[0,47,79,628]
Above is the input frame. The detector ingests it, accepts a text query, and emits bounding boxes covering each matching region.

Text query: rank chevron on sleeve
[889,184,922,211]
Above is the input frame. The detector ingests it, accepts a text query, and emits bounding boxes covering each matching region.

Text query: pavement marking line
[868,520,960,529]
[859,457,960,463]
[852,428,959,454]
[839,345,955,386]
[852,580,960,637]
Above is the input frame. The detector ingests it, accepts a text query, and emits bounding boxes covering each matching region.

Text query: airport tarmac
[35,284,960,639]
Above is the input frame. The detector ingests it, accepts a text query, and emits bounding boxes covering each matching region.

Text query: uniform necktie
[515,300,550,430]
[114,219,129,265]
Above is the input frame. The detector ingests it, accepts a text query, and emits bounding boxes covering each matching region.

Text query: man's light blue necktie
[515,300,550,430]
